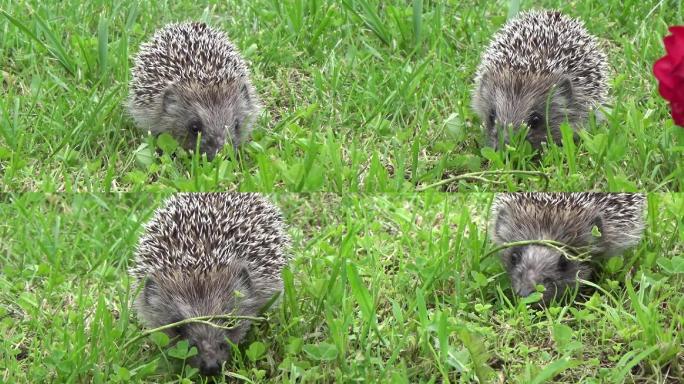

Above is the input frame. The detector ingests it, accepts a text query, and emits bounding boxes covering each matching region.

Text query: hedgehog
[127,22,259,159]
[490,193,645,305]
[130,193,289,376]
[472,10,608,150]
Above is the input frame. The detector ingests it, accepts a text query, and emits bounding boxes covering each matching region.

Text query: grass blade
[345,262,374,321]
[610,345,659,382]
[342,0,391,46]
[0,11,76,75]
[529,358,578,384]
[412,0,423,46]
[1,10,41,47]
[34,14,76,76]
[98,12,109,77]
[508,0,522,20]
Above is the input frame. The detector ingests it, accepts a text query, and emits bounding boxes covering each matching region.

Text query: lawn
[0,193,682,382]
[1,1,683,192]
[1,0,683,382]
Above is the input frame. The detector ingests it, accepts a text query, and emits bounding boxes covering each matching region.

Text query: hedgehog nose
[200,360,221,376]
[516,285,535,297]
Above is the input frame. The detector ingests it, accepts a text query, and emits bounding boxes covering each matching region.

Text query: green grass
[0,193,682,382]
[1,0,683,381]
[1,1,683,192]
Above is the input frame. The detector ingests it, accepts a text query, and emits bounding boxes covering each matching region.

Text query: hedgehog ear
[240,84,250,102]
[476,73,492,97]
[162,85,181,114]
[478,72,491,86]
[493,209,508,239]
[238,266,253,291]
[553,76,574,104]
[142,277,158,306]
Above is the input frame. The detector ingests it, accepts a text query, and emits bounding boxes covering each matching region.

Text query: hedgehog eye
[510,250,521,266]
[188,120,203,134]
[234,121,240,133]
[527,112,543,130]
[558,256,570,272]
[175,324,187,336]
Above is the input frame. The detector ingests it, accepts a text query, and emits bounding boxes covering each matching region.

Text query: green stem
[123,314,266,350]
[416,170,549,191]
[482,239,592,261]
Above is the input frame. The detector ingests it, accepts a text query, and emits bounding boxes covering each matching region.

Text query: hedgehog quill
[473,11,608,150]
[127,22,259,159]
[130,193,289,376]
[490,193,645,305]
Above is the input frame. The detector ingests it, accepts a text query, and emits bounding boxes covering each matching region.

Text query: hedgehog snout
[192,337,230,376]
[489,123,516,150]
[514,280,536,298]
[199,357,221,377]
[200,132,226,160]
[516,286,535,298]
[513,268,543,298]
[200,360,221,376]
[202,142,220,160]
[201,121,242,159]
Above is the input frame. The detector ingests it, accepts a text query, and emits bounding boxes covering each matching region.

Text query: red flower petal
[654,56,676,89]
[659,83,677,102]
[673,59,684,80]
[669,26,684,37]
[664,34,684,64]
[655,26,684,127]
[671,101,684,127]
[670,61,684,104]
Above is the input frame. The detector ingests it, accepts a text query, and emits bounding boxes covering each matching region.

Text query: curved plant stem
[123,314,265,350]
[482,239,592,261]
[416,170,549,192]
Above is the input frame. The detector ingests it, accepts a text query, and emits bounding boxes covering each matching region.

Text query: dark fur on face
[136,262,268,376]
[500,245,592,304]
[494,204,600,305]
[156,80,256,159]
[473,72,586,150]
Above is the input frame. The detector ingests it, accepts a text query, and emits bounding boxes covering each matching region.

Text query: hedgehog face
[474,72,581,151]
[501,245,592,305]
[158,81,256,159]
[136,265,260,376]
